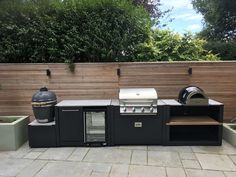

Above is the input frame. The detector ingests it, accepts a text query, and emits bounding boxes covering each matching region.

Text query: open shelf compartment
[169,125,221,142]
[167,116,221,126]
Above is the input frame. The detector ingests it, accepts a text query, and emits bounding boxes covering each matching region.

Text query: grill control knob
[150,107,154,112]
[123,107,127,112]
[132,107,136,112]
[141,107,145,112]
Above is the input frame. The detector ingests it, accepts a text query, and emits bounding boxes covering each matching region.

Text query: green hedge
[0,0,151,63]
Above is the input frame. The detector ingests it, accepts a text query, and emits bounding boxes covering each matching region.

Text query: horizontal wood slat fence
[0,62,236,122]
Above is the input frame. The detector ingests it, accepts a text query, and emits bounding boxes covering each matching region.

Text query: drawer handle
[62,109,79,112]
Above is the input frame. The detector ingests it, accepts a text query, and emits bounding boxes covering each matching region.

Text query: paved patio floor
[1,141,236,177]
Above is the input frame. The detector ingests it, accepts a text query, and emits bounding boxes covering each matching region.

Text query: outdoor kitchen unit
[113,88,165,145]
[28,86,223,147]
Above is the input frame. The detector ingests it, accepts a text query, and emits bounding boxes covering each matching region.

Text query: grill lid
[32,87,57,103]
[119,88,157,100]
[119,88,158,114]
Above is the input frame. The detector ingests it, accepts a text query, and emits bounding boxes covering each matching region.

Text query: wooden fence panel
[0,62,236,122]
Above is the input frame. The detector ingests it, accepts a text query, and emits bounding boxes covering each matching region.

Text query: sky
[159,0,204,34]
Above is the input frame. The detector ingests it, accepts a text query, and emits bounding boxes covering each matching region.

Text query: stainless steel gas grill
[119,88,158,115]
[114,88,163,145]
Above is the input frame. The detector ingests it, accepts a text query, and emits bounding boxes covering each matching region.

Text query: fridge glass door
[85,111,106,142]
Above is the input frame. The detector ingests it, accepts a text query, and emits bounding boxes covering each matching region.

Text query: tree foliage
[192,0,236,41]
[133,29,218,61]
[192,0,236,60]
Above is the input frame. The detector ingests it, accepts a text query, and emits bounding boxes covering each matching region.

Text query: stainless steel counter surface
[161,99,223,106]
[56,99,222,107]
[161,99,182,106]
[56,100,112,107]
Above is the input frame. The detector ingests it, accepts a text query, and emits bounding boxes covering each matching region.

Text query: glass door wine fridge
[83,108,107,145]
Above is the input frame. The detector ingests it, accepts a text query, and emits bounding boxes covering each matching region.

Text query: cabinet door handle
[62,109,79,112]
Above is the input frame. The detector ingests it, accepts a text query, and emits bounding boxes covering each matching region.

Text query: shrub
[204,40,236,60]
[0,0,151,63]
[132,29,219,61]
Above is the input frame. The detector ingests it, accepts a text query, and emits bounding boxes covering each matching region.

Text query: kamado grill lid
[32,87,57,102]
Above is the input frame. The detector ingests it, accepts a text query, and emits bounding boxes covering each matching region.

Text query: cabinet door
[59,107,83,142]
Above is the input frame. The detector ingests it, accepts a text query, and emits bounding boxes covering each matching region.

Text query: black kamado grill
[32,87,57,123]
[178,86,209,105]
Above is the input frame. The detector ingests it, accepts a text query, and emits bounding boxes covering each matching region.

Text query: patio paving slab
[191,140,236,155]
[196,153,236,171]
[179,152,196,160]
[31,148,48,152]
[34,161,84,177]
[23,151,42,159]
[148,151,182,167]
[148,146,192,153]
[182,159,201,169]
[0,158,33,176]
[166,167,186,177]
[109,164,129,177]
[38,147,75,160]
[8,143,32,159]
[90,171,109,177]
[79,162,112,173]
[119,146,147,150]
[229,155,236,165]
[130,150,147,165]
[16,160,47,177]
[128,165,166,177]
[34,161,112,177]
[224,171,236,177]
[83,148,132,164]
[185,169,225,177]
[67,147,90,161]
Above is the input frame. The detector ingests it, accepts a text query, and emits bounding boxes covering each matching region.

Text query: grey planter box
[0,116,29,151]
[223,123,236,148]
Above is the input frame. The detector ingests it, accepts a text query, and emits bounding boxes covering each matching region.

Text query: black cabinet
[56,107,84,146]
[28,120,57,148]
[113,106,165,145]
[163,100,223,146]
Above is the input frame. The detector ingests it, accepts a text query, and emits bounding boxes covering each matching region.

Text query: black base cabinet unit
[113,104,165,145]
[162,99,223,146]
[28,121,57,148]
[55,100,114,147]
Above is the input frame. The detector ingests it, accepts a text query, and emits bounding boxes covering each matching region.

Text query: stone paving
[1,141,236,177]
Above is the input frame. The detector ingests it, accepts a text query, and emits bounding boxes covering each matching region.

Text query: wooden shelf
[167,116,222,126]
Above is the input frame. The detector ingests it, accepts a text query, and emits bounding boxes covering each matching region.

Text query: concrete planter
[0,116,29,151]
[223,123,236,148]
